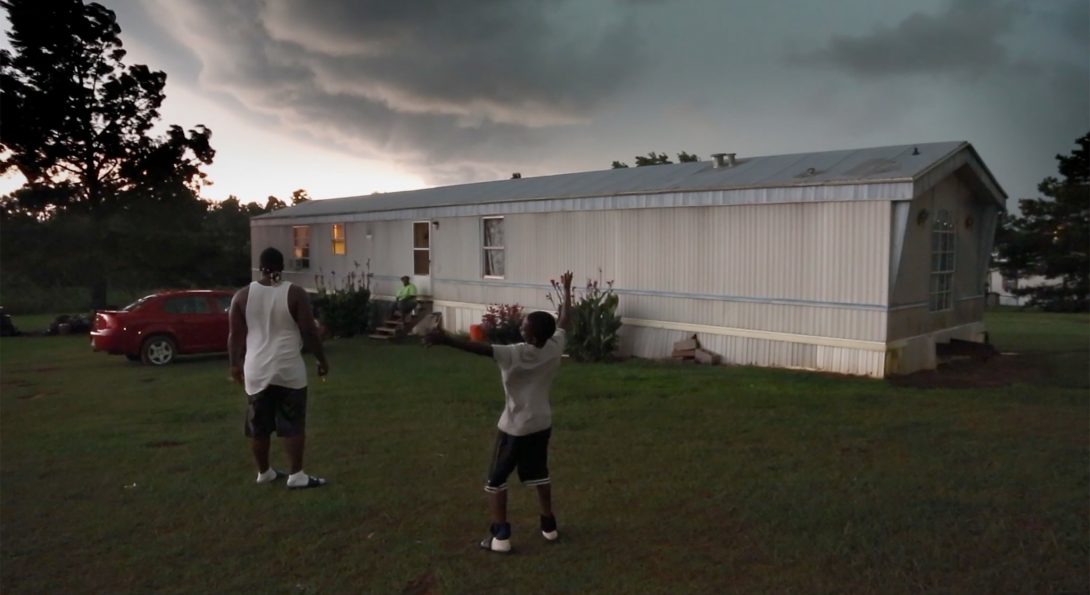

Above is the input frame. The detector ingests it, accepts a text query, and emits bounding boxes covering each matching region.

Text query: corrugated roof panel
[256,141,991,221]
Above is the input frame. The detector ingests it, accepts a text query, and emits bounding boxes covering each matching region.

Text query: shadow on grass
[889,350,1088,390]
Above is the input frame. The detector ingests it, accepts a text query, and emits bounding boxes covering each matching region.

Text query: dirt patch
[888,353,1043,389]
[401,570,438,595]
[16,391,48,400]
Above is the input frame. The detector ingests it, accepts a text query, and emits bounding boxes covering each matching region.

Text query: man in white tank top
[229,248,330,489]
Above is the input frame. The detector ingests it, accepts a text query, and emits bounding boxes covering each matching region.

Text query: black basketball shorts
[484,427,551,493]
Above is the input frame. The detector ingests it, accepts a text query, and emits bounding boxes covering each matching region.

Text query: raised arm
[228,288,248,383]
[288,285,329,376]
[557,270,574,332]
[424,328,494,358]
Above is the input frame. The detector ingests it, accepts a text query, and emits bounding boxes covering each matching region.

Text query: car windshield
[122,296,154,312]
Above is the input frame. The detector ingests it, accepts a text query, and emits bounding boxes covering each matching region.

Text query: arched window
[929,210,955,311]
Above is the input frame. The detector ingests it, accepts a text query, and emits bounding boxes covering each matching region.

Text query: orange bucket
[469,324,486,342]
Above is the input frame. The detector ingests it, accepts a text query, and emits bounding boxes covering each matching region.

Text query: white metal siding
[257,199,893,375]
[426,200,892,376]
[452,201,891,338]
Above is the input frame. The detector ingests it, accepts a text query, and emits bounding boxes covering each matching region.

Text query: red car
[91,289,234,365]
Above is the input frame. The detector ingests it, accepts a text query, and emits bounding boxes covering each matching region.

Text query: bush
[551,273,622,362]
[481,303,524,344]
[312,265,371,338]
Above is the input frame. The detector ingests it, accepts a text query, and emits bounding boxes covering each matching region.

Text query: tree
[610,151,698,168]
[290,188,310,206]
[635,152,671,166]
[995,131,1089,311]
[265,195,287,211]
[200,196,263,287]
[0,0,214,306]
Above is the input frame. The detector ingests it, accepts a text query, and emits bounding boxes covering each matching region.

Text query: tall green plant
[549,272,622,362]
[312,262,371,338]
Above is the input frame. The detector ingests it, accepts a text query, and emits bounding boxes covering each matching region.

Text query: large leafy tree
[199,196,271,288]
[0,0,214,306]
[996,132,1089,311]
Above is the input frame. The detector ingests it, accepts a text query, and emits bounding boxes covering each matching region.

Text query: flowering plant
[311,260,371,337]
[481,303,524,344]
[547,269,621,362]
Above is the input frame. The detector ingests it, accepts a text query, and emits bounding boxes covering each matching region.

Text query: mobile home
[251,141,1005,377]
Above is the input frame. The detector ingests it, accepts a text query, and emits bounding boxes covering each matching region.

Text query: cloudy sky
[2,0,1087,206]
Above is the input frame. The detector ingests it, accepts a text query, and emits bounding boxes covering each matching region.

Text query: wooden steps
[368,297,433,341]
[368,319,405,340]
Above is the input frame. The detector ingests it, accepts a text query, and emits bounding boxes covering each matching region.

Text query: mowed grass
[1,311,1087,594]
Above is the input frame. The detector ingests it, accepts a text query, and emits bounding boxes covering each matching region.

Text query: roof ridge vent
[711,153,737,168]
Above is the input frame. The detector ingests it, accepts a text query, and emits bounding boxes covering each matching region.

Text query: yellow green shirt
[396,283,417,300]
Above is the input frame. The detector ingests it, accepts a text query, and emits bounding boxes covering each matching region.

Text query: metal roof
[255,141,1006,222]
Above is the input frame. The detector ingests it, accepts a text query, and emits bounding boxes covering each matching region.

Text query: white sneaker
[479,536,512,553]
[540,515,559,541]
[480,523,512,553]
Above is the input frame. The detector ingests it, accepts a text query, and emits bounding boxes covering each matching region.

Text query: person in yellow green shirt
[393,275,417,318]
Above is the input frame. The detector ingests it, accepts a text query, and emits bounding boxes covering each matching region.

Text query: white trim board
[431,300,886,352]
[621,317,887,352]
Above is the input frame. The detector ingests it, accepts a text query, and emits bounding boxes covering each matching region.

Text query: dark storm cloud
[99,0,205,84]
[1054,0,1089,47]
[262,0,636,114]
[151,0,643,180]
[796,0,1018,78]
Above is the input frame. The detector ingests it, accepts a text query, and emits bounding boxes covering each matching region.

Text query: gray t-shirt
[491,329,566,436]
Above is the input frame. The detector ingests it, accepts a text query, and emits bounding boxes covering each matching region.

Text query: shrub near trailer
[480,303,524,344]
[312,265,371,338]
[549,274,621,362]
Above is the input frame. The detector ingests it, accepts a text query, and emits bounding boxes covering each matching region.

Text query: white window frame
[929,210,955,312]
[292,225,310,269]
[331,223,346,256]
[482,216,505,279]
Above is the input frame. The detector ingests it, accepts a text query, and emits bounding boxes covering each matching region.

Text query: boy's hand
[229,365,244,384]
[560,270,574,292]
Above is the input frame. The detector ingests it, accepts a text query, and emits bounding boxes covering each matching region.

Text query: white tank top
[243,281,307,395]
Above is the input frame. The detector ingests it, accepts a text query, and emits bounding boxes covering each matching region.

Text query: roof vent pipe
[711,153,736,168]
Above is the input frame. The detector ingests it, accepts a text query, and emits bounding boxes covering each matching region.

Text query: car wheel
[125,354,141,362]
[142,335,176,365]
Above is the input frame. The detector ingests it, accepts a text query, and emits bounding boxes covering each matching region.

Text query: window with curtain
[292,226,310,269]
[331,223,346,255]
[929,209,955,311]
[482,217,504,278]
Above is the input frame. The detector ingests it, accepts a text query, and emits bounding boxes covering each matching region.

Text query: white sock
[287,470,307,486]
[256,468,277,483]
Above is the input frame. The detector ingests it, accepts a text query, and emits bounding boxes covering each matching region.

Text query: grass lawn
[2,311,1087,594]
